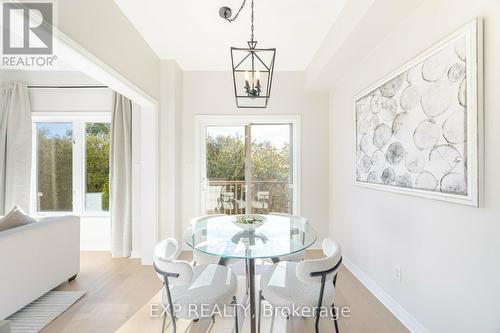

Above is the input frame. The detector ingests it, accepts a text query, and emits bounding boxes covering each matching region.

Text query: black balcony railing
[207,180,290,215]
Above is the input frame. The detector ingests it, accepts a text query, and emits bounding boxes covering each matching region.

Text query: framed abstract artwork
[354,19,482,206]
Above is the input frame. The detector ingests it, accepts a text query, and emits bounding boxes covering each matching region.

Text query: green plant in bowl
[232,215,265,231]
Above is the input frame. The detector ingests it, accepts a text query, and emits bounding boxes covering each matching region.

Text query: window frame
[194,115,301,217]
[31,112,111,217]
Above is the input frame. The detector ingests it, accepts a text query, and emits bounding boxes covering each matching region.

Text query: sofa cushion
[0,206,36,232]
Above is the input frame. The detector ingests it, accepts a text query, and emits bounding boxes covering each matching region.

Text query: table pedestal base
[245,258,257,333]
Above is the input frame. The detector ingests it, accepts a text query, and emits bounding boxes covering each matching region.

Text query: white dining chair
[268,212,309,262]
[258,238,342,333]
[154,238,239,333]
[190,214,240,266]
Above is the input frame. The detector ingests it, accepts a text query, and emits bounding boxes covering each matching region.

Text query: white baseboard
[342,257,431,333]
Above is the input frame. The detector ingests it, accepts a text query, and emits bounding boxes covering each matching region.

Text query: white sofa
[0,215,80,319]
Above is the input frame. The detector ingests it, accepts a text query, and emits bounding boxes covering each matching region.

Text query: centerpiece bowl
[232,214,265,231]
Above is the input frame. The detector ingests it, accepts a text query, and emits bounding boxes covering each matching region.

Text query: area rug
[7,291,85,333]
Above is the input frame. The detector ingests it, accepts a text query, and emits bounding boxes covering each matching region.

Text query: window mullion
[72,120,84,215]
[244,124,252,214]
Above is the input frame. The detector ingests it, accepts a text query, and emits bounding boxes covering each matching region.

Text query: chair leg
[160,314,176,333]
[233,296,239,333]
[315,275,327,333]
[332,301,339,333]
[315,309,320,333]
[258,290,263,333]
[163,277,176,333]
[161,312,167,333]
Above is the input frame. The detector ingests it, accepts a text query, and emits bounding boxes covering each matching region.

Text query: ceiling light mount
[220,0,276,108]
[219,6,232,20]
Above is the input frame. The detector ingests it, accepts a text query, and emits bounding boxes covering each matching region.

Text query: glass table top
[183,214,317,259]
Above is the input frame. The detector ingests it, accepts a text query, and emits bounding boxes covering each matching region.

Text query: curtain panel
[110,92,133,257]
[0,83,32,215]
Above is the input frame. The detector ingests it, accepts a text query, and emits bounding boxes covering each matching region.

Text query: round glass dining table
[184,214,317,333]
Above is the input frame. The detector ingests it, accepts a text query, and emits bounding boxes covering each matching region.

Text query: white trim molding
[342,257,431,333]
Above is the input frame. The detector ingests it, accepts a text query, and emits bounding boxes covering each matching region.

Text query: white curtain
[110,92,133,257]
[0,83,32,215]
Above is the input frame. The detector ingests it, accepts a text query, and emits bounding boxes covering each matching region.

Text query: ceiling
[114,0,347,71]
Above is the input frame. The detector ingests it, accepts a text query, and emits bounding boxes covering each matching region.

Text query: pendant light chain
[223,0,247,22]
[250,0,255,43]
[222,0,256,43]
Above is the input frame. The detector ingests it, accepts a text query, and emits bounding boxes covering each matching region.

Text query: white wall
[56,0,160,101]
[159,60,183,242]
[180,71,330,245]
[323,0,500,332]
[305,0,425,91]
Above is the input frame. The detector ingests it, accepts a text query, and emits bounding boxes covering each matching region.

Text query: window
[84,123,110,212]
[36,122,73,212]
[32,114,111,216]
[197,116,300,217]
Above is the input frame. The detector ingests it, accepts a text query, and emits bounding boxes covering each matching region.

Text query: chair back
[269,212,308,225]
[154,238,193,286]
[296,238,342,284]
[269,212,309,234]
[256,191,270,201]
[189,214,226,227]
[190,215,229,265]
[269,212,295,217]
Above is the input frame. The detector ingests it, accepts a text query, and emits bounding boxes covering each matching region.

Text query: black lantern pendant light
[220,0,276,108]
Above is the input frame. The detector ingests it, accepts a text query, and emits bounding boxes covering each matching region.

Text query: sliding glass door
[204,126,247,215]
[249,124,293,214]
[200,118,297,216]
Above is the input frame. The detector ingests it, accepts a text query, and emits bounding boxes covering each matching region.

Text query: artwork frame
[353,19,483,207]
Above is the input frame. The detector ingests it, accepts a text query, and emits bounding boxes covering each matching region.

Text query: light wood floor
[43,252,162,333]
[42,251,409,333]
